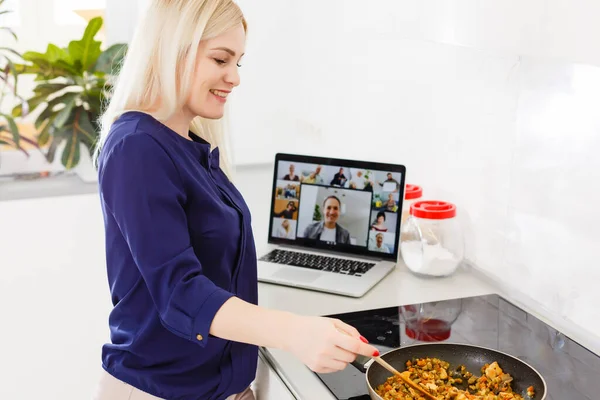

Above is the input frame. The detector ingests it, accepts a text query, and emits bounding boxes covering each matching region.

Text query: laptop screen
[268,153,406,261]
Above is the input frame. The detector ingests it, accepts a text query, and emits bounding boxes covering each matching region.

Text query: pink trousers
[93,369,255,400]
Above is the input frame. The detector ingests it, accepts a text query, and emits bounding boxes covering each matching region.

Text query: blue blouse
[97,111,259,400]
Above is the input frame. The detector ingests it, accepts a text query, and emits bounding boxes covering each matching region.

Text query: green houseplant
[313,204,322,221]
[12,16,127,170]
[0,0,36,155]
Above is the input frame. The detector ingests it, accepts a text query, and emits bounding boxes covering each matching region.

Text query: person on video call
[283,164,299,181]
[385,193,397,212]
[283,184,297,198]
[274,201,297,219]
[370,211,388,232]
[371,233,390,253]
[301,165,325,184]
[303,196,351,244]
[351,170,374,192]
[275,219,295,239]
[378,172,400,192]
[330,167,347,187]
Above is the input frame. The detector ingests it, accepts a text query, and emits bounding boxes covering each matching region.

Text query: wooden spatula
[372,356,438,400]
[335,329,437,400]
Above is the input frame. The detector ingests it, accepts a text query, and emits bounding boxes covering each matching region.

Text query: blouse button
[196,334,203,341]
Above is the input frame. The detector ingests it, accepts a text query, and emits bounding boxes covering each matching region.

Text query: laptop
[257,153,407,298]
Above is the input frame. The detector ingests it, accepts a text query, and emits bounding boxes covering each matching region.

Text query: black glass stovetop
[315,294,600,400]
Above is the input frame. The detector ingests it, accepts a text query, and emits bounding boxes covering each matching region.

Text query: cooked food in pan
[376,357,535,400]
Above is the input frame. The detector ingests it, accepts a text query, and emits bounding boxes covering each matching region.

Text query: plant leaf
[0,46,21,59]
[34,91,79,129]
[21,51,47,61]
[12,63,41,75]
[92,43,127,75]
[35,105,52,130]
[46,135,62,163]
[3,56,18,94]
[83,17,103,42]
[0,112,19,147]
[83,86,104,114]
[85,95,103,115]
[54,59,80,76]
[14,60,63,79]
[61,107,97,143]
[75,110,97,146]
[38,126,50,146]
[68,17,103,72]
[17,50,80,79]
[0,133,29,156]
[56,108,98,169]
[33,82,72,97]
[45,43,71,64]
[12,96,36,118]
[61,127,81,170]
[18,135,40,148]
[37,113,58,147]
[0,27,17,41]
[53,98,76,128]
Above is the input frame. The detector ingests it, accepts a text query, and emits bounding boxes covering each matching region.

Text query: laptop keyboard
[259,249,375,276]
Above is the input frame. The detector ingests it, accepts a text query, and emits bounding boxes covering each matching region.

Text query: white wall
[225,0,600,336]
[104,0,147,46]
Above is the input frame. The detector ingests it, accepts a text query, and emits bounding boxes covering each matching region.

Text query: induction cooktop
[315,294,600,400]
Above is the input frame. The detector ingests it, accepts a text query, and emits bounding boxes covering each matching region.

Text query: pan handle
[351,354,374,373]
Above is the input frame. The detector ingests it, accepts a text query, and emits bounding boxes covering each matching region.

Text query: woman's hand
[283,315,379,373]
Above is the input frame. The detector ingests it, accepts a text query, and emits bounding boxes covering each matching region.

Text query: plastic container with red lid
[400,200,464,277]
[401,184,423,225]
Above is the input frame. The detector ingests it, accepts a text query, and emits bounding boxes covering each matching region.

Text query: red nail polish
[373,350,380,357]
[360,335,369,344]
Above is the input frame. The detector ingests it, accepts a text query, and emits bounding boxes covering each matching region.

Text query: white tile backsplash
[277,6,600,339]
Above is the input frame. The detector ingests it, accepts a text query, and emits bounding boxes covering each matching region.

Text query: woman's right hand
[282,315,380,373]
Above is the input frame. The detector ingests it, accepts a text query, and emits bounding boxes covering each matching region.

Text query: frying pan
[359,343,547,400]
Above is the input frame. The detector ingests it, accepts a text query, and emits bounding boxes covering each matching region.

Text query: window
[53,0,106,25]
[0,0,21,27]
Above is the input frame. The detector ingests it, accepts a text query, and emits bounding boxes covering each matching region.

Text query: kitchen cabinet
[254,351,297,400]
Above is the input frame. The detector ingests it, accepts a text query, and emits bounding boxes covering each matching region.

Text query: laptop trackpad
[272,268,320,283]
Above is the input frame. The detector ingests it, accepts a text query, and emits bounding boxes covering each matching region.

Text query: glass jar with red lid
[400,200,464,277]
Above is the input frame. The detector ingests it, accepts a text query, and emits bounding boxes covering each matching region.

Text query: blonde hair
[95,0,247,179]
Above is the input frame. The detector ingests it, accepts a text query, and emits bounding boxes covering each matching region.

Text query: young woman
[371,211,388,232]
[92,1,378,399]
[273,201,297,219]
[275,219,295,239]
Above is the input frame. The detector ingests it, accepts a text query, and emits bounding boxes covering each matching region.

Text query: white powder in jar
[400,241,460,276]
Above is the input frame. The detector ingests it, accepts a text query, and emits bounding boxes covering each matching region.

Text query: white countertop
[0,172,98,202]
